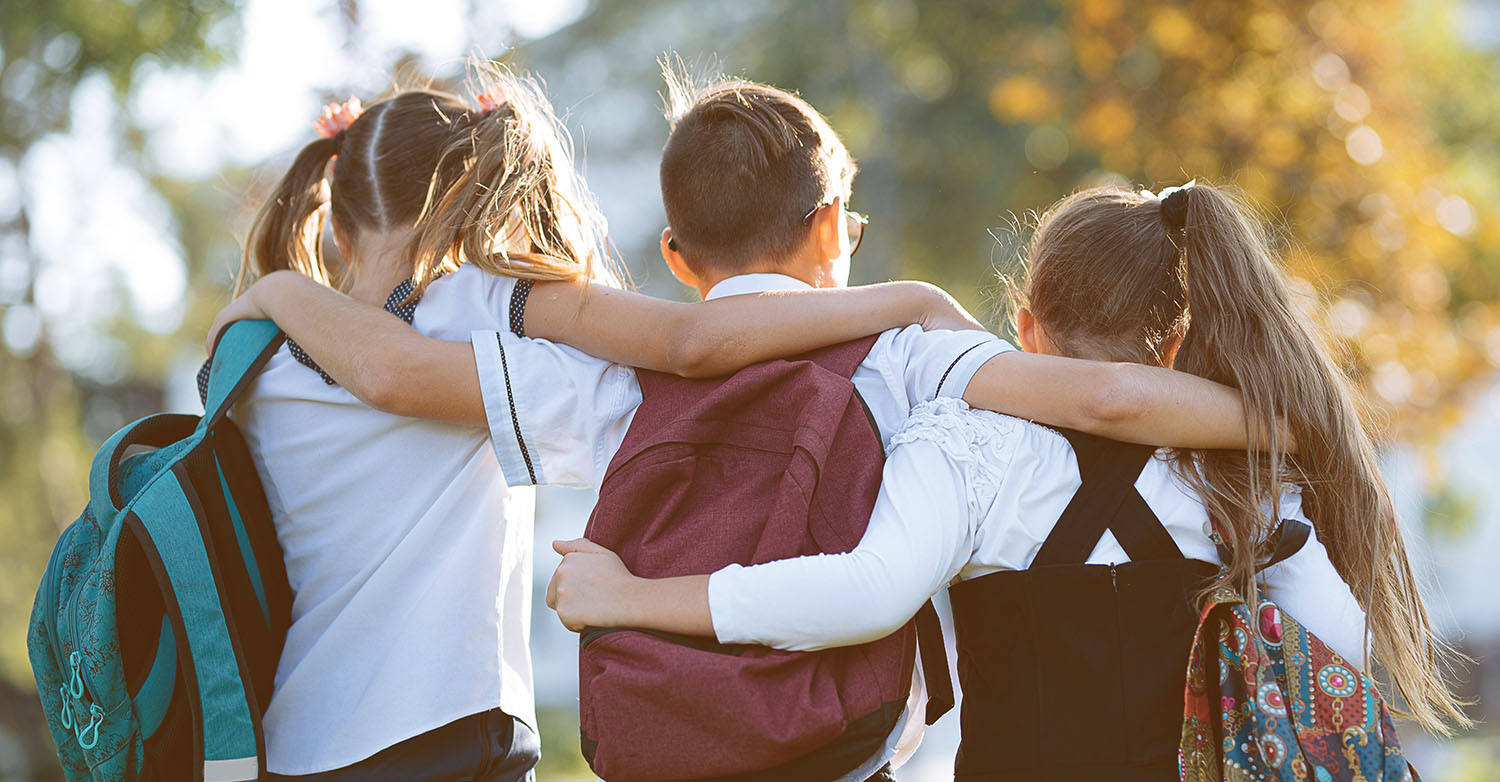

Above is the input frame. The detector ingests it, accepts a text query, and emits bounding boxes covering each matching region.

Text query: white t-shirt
[468,272,1013,780]
[709,397,1369,666]
[235,264,538,775]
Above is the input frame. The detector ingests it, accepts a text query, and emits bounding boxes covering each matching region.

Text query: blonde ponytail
[237,60,616,307]
[409,67,613,300]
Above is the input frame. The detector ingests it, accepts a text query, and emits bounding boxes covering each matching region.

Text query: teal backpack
[28,320,292,781]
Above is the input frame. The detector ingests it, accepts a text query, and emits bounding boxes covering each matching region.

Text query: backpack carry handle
[89,414,200,513]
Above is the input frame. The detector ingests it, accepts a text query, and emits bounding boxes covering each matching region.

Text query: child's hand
[206,279,273,355]
[546,538,637,632]
[915,282,987,333]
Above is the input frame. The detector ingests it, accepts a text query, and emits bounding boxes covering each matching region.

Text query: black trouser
[266,708,540,782]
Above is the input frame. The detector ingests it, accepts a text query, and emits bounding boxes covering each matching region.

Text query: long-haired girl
[546,181,1469,780]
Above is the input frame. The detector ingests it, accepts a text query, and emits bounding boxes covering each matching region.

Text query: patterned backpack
[27,320,291,781]
[1180,520,1420,782]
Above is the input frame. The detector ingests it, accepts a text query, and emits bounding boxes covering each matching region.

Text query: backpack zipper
[40,522,79,673]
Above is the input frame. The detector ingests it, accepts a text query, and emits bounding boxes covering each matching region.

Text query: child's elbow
[349,360,410,415]
[1081,365,1151,429]
[665,327,730,379]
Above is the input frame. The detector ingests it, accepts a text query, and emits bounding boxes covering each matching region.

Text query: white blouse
[236,265,537,775]
[709,397,1369,665]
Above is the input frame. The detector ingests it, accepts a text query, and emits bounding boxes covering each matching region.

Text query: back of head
[659,62,853,275]
[238,62,611,299]
[1014,181,1469,733]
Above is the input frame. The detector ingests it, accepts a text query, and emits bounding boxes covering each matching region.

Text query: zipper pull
[58,686,74,730]
[68,651,85,699]
[1109,564,1118,592]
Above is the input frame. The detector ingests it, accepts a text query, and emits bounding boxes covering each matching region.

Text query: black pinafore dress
[947,430,1218,782]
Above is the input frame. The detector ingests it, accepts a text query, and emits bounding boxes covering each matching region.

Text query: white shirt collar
[703,273,814,301]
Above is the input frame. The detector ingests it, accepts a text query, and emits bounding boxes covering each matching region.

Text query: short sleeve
[470,328,641,490]
[884,326,1015,402]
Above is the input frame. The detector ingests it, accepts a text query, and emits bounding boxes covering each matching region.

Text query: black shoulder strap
[916,600,954,725]
[1213,518,1311,573]
[1032,429,1183,566]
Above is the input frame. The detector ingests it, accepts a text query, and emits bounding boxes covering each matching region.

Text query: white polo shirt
[234,264,538,775]
[469,272,1013,779]
[709,397,1369,665]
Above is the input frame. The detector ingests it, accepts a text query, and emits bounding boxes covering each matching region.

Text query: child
[217,70,1269,779]
[547,182,1471,779]
[223,64,988,782]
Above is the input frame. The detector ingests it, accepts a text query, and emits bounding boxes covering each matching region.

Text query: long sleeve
[708,439,977,651]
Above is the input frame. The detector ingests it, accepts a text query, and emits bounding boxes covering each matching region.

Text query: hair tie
[474,84,509,115]
[314,97,364,144]
[1140,179,1195,232]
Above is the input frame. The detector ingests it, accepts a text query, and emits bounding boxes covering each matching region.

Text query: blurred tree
[0,0,241,713]
[521,0,1500,443]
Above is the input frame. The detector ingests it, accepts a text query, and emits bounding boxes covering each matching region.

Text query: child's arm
[958,352,1289,451]
[207,270,982,426]
[546,438,973,649]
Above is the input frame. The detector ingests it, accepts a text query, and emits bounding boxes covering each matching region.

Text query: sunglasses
[803,202,869,256]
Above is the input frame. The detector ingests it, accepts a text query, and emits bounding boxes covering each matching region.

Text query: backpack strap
[201,320,286,429]
[128,467,263,782]
[1211,518,1311,574]
[806,334,880,380]
[1032,429,1183,567]
[916,600,955,725]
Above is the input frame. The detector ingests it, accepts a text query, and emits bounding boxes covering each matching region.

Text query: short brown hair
[659,64,854,275]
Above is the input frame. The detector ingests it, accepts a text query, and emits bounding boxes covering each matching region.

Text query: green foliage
[0,0,241,689]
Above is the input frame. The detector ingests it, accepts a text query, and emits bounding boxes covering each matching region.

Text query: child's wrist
[620,575,658,627]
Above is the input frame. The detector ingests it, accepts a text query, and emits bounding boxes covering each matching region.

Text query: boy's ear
[810,196,843,261]
[660,228,699,289]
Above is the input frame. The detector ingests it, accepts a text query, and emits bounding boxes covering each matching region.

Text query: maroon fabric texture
[580,336,915,782]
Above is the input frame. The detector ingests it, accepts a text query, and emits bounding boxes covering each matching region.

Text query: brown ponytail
[236,135,340,295]
[1016,182,1470,733]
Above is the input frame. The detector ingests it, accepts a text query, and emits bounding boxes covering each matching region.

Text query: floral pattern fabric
[1180,584,1418,782]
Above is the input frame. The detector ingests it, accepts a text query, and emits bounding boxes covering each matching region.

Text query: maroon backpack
[579,336,927,782]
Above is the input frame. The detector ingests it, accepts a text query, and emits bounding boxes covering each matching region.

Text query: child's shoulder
[412,264,519,337]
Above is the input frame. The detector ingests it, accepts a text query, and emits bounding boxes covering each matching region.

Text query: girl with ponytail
[545,181,1468,779]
